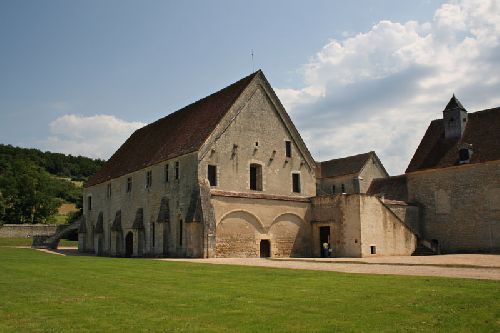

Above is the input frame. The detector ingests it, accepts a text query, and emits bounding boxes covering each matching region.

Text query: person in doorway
[328,246,332,258]
[322,242,329,258]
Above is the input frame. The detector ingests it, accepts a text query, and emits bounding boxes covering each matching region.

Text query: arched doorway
[125,231,133,257]
[260,239,271,258]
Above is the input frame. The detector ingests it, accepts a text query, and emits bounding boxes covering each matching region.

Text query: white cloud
[43,114,146,159]
[276,0,500,174]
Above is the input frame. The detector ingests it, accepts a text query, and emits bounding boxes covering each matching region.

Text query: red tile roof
[85,71,259,187]
[406,107,500,173]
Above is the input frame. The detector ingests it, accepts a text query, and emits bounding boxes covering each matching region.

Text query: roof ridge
[143,71,260,130]
[318,151,372,164]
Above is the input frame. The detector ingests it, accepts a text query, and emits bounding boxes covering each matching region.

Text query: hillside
[0,144,105,224]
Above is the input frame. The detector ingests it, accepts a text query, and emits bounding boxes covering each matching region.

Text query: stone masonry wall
[198,81,316,198]
[311,194,416,257]
[211,195,311,258]
[0,224,58,238]
[82,151,201,257]
[359,196,417,256]
[407,161,500,253]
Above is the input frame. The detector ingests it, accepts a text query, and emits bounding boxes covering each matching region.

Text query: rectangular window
[370,246,377,255]
[146,170,152,188]
[179,219,183,247]
[341,183,346,193]
[126,177,132,193]
[292,173,301,193]
[250,164,262,191]
[107,183,111,198]
[332,185,336,194]
[87,196,92,211]
[208,165,217,186]
[285,140,292,158]
[164,164,169,183]
[175,161,179,180]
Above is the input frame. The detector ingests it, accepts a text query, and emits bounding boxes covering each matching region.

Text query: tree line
[0,144,105,224]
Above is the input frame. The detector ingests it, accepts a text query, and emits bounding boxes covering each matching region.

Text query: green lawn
[0,237,77,247]
[0,247,498,332]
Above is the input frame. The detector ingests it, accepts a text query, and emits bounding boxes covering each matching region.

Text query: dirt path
[31,247,500,280]
[158,256,500,281]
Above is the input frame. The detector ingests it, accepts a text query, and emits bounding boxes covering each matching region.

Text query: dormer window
[458,143,473,164]
[459,148,470,161]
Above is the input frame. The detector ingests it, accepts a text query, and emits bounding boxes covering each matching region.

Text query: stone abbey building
[79,71,499,258]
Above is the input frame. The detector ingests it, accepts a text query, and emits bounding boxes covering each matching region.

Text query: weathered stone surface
[407,161,500,253]
[0,224,58,238]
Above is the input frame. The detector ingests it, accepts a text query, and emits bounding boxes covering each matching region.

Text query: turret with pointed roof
[443,94,468,139]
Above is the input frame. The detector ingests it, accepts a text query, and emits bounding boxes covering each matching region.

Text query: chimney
[443,94,468,139]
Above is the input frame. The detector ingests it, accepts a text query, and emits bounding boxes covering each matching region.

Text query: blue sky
[1,0,499,174]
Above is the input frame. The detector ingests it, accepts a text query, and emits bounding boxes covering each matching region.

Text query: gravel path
[159,255,500,280]
[29,247,500,280]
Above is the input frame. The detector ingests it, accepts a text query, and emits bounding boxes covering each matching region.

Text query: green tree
[0,160,59,224]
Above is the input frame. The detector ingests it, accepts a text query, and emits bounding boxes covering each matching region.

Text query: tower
[443,94,468,139]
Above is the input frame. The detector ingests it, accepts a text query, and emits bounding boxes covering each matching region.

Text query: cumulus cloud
[43,114,145,159]
[275,0,500,174]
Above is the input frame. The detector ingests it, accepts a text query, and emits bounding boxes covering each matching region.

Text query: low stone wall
[0,224,59,238]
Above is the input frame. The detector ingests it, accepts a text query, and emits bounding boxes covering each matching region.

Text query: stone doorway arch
[125,231,133,258]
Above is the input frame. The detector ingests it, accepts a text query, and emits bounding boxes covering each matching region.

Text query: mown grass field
[0,245,498,332]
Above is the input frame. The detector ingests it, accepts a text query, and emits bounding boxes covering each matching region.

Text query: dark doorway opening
[319,226,330,257]
[260,239,271,258]
[125,232,133,258]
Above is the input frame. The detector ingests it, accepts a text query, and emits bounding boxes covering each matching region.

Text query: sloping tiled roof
[367,175,408,202]
[406,107,500,173]
[85,71,260,187]
[317,151,378,178]
[445,94,466,111]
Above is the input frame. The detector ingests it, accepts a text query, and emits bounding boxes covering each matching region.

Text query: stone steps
[412,244,436,256]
